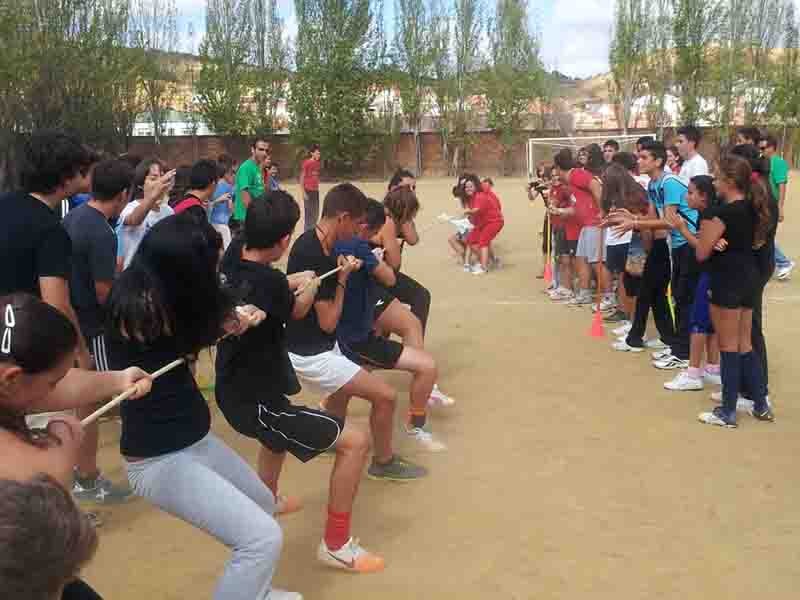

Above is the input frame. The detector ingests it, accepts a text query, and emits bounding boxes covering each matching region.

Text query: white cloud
[540,0,614,78]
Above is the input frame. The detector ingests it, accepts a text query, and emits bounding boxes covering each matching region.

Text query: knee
[337,427,370,458]
[420,352,437,380]
[243,515,283,565]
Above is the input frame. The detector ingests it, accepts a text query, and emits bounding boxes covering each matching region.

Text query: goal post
[527,133,657,180]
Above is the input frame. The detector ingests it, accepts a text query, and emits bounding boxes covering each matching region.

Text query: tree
[129,0,180,144]
[481,0,544,175]
[608,0,648,133]
[252,0,290,134]
[290,0,384,173]
[429,0,456,172]
[741,0,787,122]
[393,0,434,175]
[641,0,673,136]
[771,0,800,155]
[195,0,254,137]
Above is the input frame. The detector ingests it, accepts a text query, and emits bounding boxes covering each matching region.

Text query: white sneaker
[463,263,472,272]
[776,261,795,280]
[651,348,672,361]
[599,297,616,311]
[471,265,487,275]
[428,384,455,407]
[711,391,772,412]
[612,322,632,336]
[664,371,703,391]
[703,369,722,386]
[406,427,447,451]
[267,590,304,600]
[652,354,689,370]
[644,338,668,349]
[612,340,643,352]
[317,537,385,573]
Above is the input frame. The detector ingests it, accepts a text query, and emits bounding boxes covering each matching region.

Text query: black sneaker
[750,406,775,422]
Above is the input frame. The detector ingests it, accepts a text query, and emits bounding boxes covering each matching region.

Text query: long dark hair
[107,216,232,354]
[690,175,719,210]
[584,143,605,176]
[601,163,648,215]
[383,186,420,224]
[717,154,771,249]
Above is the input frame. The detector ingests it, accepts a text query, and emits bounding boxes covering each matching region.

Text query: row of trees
[609,0,800,140]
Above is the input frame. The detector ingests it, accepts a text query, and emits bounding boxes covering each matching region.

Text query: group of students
[447,175,506,274]
[0,130,454,600]
[537,126,791,428]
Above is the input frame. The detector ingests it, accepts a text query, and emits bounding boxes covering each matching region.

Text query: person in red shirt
[547,169,580,301]
[462,174,504,274]
[300,144,321,232]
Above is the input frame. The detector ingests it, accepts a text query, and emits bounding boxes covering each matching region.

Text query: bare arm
[399,220,419,246]
[287,271,317,320]
[779,182,786,221]
[123,170,175,226]
[380,220,403,270]
[94,280,112,306]
[372,260,396,287]
[39,277,91,369]
[241,189,253,211]
[695,217,726,262]
[313,256,358,333]
[33,367,152,412]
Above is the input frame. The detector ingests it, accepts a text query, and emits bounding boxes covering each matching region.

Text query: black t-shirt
[285,230,339,356]
[216,240,298,408]
[62,204,117,338]
[709,199,756,278]
[0,192,72,296]
[106,333,210,458]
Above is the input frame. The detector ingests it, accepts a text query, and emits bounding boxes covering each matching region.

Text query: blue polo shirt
[648,172,698,248]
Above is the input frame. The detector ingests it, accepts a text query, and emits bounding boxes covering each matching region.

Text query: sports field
[85,176,800,599]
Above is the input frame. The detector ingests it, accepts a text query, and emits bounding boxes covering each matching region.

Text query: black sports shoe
[750,406,775,422]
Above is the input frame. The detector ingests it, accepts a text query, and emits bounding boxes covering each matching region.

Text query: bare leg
[329,426,369,513]
[576,257,591,290]
[337,370,397,464]
[257,446,287,498]
[394,346,437,414]
[374,299,424,349]
[479,246,490,269]
[75,406,100,479]
[448,234,466,262]
[707,334,720,364]
[689,333,707,369]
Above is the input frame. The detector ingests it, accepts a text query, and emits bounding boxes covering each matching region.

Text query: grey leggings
[125,433,282,600]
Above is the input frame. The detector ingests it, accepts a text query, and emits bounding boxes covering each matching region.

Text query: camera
[528,179,549,195]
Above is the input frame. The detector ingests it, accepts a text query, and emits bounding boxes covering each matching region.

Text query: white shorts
[576,226,607,264]
[289,343,361,397]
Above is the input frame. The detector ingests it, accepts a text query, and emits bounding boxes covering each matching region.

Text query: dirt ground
[85,176,800,599]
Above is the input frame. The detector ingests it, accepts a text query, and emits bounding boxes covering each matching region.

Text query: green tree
[252,0,290,134]
[641,0,673,136]
[608,0,648,133]
[196,0,255,137]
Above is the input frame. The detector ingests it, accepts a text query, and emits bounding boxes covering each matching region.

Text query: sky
[175,0,615,79]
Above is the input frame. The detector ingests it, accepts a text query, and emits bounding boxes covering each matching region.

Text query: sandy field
[85,176,800,600]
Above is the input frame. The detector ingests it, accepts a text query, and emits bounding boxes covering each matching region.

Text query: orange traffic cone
[543,261,553,285]
[588,305,604,338]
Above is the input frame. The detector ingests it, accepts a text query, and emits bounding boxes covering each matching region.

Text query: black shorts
[710,266,757,309]
[339,333,404,369]
[373,286,395,320]
[606,243,630,274]
[218,397,342,463]
[555,231,577,257]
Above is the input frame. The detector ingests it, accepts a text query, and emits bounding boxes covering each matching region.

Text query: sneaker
[776,261,795,280]
[367,455,428,481]
[567,294,592,307]
[85,511,103,528]
[599,297,616,312]
[405,427,447,452]
[651,348,672,360]
[644,338,668,349]
[698,406,737,428]
[267,589,304,600]
[73,473,133,505]
[471,265,487,275]
[276,495,303,516]
[711,391,773,413]
[551,289,575,303]
[750,406,775,422]
[318,537,385,573]
[428,384,455,407]
[612,340,643,353]
[664,371,703,391]
[603,310,628,323]
[703,369,722,386]
[612,322,632,336]
[652,355,689,370]
[463,263,472,272]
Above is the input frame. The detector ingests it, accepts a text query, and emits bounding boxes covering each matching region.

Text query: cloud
[540,0,614,78]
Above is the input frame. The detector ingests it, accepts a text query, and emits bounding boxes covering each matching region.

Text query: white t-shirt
[679,153,709,183]
[118,200,174,269]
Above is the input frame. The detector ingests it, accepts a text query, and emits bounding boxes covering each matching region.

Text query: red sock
[324,508,351,551]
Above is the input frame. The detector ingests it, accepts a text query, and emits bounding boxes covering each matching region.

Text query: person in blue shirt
[208,154,236,249]
[609,140,699,368]
[268,163,283,192]
[334,200,445,452]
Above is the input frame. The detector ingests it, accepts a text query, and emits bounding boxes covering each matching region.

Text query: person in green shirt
[761,134,795,279]
[233,138,270,228]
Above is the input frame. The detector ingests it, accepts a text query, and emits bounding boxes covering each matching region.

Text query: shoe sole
[366,472,426,482]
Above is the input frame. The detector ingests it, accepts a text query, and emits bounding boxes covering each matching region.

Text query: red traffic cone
[543,261,553,285]
[588,305,605,338]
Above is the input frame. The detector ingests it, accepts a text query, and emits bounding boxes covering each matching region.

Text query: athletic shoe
[612,340,643,353]
[599,297,617,312]
[428,384,455,407]
[703,369,722,386]
[651,348,672,361]
[603,310,628,323]
[776,261,795,280]
[471,265,487,275]
[463,263,472,272]
[551,289,575,303]
[318,537,385,573]
[567,294,592,307]
[367,455,428,481]
[73,473,133,505]
[276,495,303,516]
[405,427,447,452]
[612,322,632,336]
[644,338,668,349]
[85,511,102,528]
[750,406,775,422]
[664,371,703,391]
[267,589,304,600]
[652,355,689,370]
[711,391,772,413]
[698,406,737,428]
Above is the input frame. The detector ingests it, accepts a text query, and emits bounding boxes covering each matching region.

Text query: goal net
[527,133,657,180]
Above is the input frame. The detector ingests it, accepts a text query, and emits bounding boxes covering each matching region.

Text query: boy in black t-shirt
[216,191,385,574]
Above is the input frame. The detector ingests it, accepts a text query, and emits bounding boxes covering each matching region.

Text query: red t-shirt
[471,190,504,229]
[569,168,601,227]
[302,158,320,191]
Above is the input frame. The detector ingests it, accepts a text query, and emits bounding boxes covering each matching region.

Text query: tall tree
[196,0,254,137]
[481,0,544,175]
[741,0,787,121]
[129,0,180,144]
[393,0,434,175]
[449,0,483,173]
[290,0,384,173]
[608,0,648,133]
[252,0,290,134]
[429,0,455,172]
[641,0,673,136]
[771,0,800,153]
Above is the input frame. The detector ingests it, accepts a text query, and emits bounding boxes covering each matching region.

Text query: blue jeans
[775,244,792,269]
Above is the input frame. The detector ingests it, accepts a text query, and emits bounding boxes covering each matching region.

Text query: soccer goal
[527,133,657,180]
